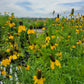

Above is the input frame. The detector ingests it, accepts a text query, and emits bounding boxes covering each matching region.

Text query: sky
[0,0,84,18]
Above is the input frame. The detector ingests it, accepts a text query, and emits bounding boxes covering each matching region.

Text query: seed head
[49,54,55,62]
[19,21,23,25]
[37,69,41,79]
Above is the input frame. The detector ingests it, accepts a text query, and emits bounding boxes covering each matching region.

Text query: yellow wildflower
[72,45,76,48]
[9,42,13,48]
[25,65,30,70]
[6,38,8,41]
[12,55,17,60]
[18,25,26,33]
[76,29,79,34]
[56,18,60,22]
[27,29,31,34]
[1,59,11,67]
[1,70,6,75]
[6,75,12,78]
[79,25,82,28]
[27,29,35,34]
[6,49,10,52]
[46,36,50,41]
[56,52,62,59]
[29,45,34,50]
[49,54,61,69]
[51,35,55,38]
[18,66,22,70]
[33,76,45,84]
[9,75,12,78]
[17,53,20,57]
[18,21,26,33]
[55,43,58,46]
[33,69,45,84]
[9,22,15,27]
[50,60,61,69]
[69,14,73,16]
[9,35,14,39]
[68,35,71,38]
[51,46,56,50]
[42,44,46,48]
[9,56,13,61]
[42,27,45,30]
[27,25,35,34]
[46,42,48,46]
[6,21,10,24]
[76,40,81,45]
[31,29,35,34]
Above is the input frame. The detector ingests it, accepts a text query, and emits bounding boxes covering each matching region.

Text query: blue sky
[0,0,84,17]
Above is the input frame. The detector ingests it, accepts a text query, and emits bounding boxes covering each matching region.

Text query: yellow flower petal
[50,61,55,69]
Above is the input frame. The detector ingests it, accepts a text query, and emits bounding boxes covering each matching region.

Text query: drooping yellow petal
[50,61,55,69]
[55,60,61,68]
[1,70,6,75]
[33,76,38,84]
[37,78,44,84]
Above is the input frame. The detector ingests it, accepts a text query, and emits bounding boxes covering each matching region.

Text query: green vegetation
[0,11,84,84]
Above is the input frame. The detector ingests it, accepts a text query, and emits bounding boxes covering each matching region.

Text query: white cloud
[0,0,83,17]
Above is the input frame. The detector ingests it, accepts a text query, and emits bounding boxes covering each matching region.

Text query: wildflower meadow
[0,9,84,84]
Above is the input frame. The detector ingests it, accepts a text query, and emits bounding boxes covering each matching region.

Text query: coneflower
[49,54,61,69]
[33,69,45,84]
[71,8,74,15]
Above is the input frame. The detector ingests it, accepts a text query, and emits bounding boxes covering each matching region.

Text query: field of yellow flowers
[0,11,84,84]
